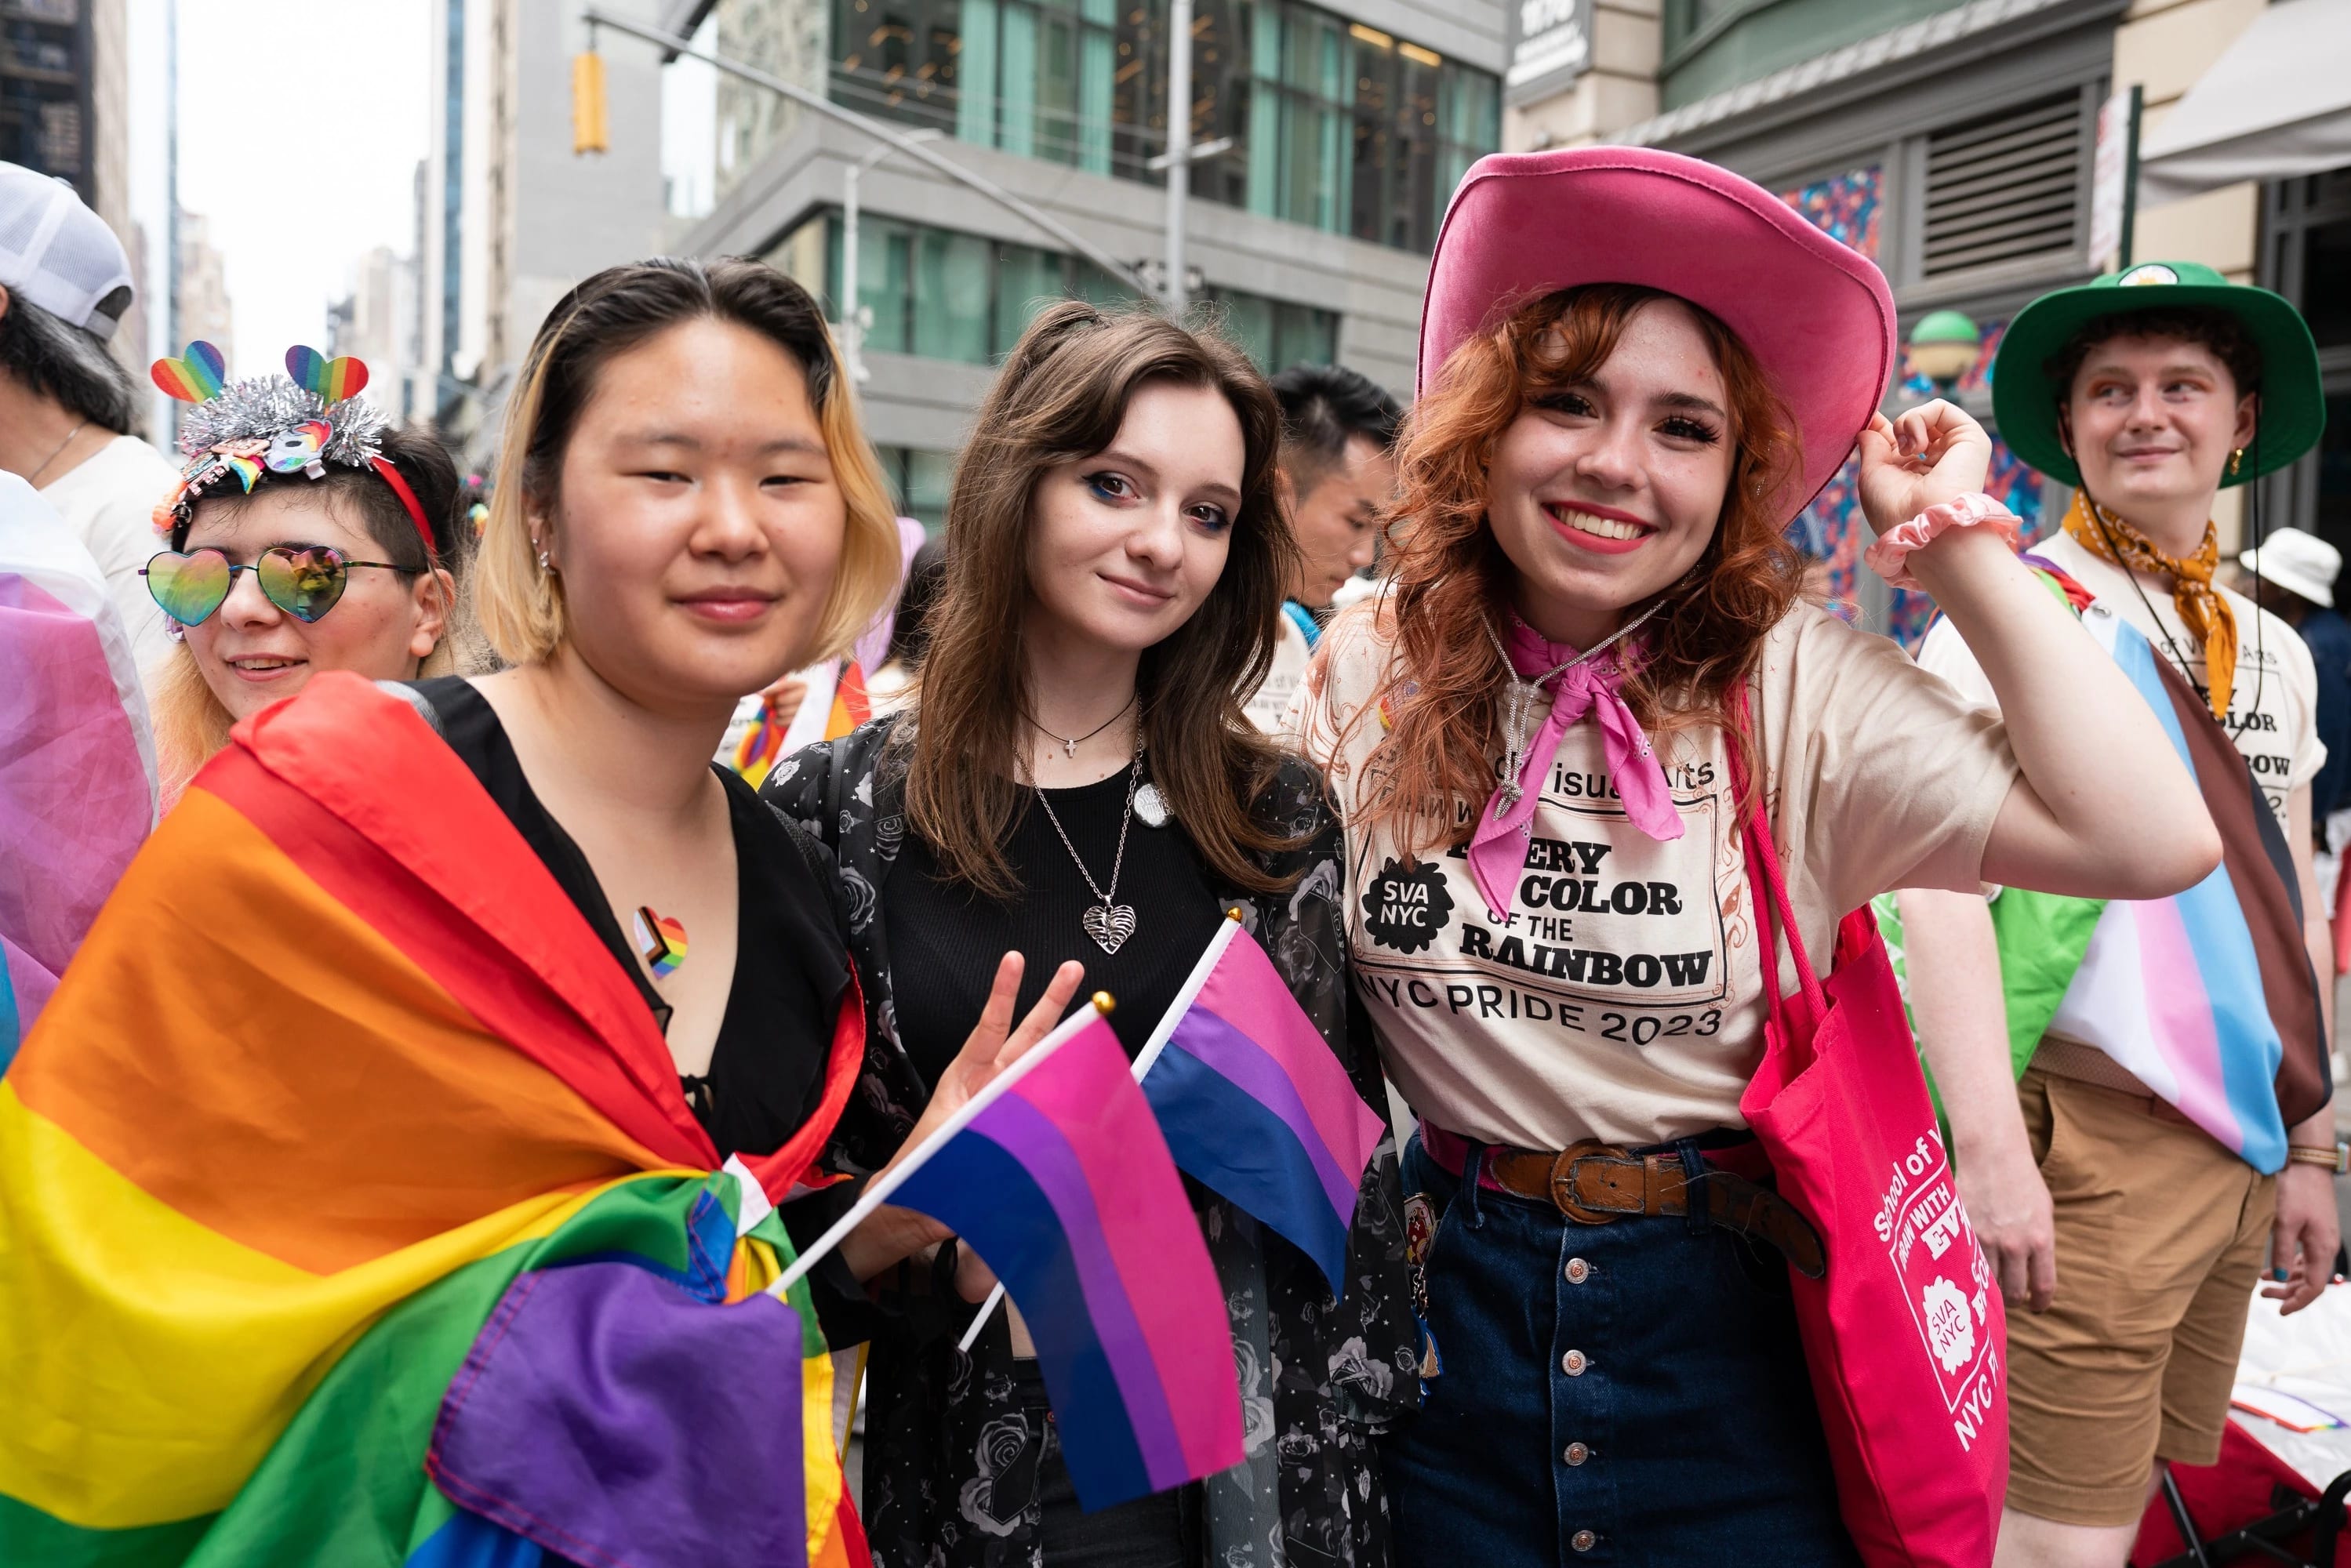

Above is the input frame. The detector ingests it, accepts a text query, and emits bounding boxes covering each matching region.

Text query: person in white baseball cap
[2240,527,2351,846]
[0,161,182,677]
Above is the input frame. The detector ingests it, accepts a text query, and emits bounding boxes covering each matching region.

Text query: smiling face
[2064,332,2258,517]
[180,485,445,722]
[1286,434,1396,608]
[536,316,848,717]
[1484,298,1737,646]
[1023,377,1245,657]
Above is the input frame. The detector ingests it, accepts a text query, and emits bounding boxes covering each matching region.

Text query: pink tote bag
[1731,694,2009,1566]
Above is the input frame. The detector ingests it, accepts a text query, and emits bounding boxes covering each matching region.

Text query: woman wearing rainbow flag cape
[1286,147,2228,1563]
[0,256,1082,1567]
[765,303,1415,1567]
[140,342,464,806]
[1895,263,2335,1568]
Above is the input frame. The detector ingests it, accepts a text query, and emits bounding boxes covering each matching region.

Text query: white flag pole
[771,996,1111,1298]
[956,913,1245,1352]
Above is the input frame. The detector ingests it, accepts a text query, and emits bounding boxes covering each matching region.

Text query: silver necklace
[27,420,85,485]
[1030,749,1143,953]
[1026,692,1137,760]
[1486,601,1666,813]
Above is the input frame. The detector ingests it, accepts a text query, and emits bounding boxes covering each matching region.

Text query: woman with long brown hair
[1286,149,2224,1562]
[766,300,1415,1568]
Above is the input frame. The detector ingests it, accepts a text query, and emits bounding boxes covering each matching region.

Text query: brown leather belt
[1478,1138,1826,1279]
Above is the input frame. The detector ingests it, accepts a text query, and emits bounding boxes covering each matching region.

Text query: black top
[409,676,845,1161]
[885,761,1227,1088]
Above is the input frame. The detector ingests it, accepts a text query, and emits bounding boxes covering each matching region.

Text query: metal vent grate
[1921,93,2084,277]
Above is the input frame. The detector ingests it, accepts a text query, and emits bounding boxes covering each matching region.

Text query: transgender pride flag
[2044,604,2290,1171]
[776,1004,1241,1512]
[1135,919,1389,1295]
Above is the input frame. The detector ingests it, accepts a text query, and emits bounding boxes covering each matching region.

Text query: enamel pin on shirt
[634,906,688,978]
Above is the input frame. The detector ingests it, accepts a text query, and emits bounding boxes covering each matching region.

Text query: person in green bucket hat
[1898,261,2333,1568]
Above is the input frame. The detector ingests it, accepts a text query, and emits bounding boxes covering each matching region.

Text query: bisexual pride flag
[778,1003,1242,1513]
[1136,918,1389,1296]
[0,675,870,1567]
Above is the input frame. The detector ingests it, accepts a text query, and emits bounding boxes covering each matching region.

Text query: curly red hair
[1358,283,1806,858]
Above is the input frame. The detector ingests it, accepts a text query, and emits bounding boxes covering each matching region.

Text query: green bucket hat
[1990,260,2324,488]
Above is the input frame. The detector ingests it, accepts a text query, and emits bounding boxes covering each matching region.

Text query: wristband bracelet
[2285,1143,2349,1174]
[1862,492,2024,590]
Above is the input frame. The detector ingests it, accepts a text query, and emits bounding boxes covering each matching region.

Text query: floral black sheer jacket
[764,717,1417,1568]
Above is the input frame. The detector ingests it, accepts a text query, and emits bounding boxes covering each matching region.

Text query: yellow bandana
[2061,493,2237,720]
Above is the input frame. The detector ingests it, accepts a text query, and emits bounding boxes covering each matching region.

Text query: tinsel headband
[148,342,436,563]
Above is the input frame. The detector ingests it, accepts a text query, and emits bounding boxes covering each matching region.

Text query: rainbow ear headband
[149,343,435,562]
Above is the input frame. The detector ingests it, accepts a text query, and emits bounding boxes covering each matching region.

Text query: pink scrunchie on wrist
[1862,492,2024,590]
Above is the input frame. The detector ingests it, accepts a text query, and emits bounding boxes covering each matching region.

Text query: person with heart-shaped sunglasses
[141,343,461,806]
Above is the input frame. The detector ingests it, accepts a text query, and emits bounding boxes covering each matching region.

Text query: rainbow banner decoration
[0,472,154,1058]
[1135,918,1387,1294]
[783,1003,1242,1512]
[0,674,870,1566]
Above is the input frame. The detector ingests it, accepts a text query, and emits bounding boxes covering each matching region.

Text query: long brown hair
[904,301,1297,897]
[1361,283,1804,858]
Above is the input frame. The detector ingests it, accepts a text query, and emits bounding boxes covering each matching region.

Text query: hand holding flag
[779,981,1244,1511]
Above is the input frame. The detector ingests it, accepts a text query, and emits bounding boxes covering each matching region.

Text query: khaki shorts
[2005,1063,2277,1528]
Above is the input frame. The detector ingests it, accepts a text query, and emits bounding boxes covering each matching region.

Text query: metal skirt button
[1562,1348,1588,1376]
[1571,1529,1598,1553]
[1564,1442,1590,1466]
[1564,1257,1590,1283]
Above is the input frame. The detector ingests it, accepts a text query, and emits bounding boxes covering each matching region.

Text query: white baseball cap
[0,161,135,342]
[2239,527,2342,610]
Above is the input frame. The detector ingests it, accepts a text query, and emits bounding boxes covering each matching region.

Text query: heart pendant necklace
[1031,749,1143,954]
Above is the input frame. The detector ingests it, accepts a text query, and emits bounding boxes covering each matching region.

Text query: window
[873,445,957,529]
[1205,286,1338,370]
[768,208,1340,371]
[822,0,1498,252]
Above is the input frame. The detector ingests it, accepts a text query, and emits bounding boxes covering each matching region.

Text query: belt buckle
[1550,1138,1631,1225]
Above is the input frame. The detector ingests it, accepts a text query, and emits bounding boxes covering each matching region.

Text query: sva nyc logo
[1361,857,1455,954]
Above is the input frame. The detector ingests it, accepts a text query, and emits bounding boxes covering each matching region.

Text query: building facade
[1503,0,2349,644]
[424,0,678,451]
[664,0,1506,525]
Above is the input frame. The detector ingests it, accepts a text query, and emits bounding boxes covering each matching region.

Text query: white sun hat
[2240,527,2342,610]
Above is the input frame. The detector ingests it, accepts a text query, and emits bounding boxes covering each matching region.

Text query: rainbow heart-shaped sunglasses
[142,545,413,626]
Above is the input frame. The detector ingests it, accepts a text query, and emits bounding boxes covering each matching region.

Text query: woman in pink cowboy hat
[1285,147,2225,1563]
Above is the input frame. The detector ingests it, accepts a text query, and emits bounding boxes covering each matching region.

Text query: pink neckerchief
[1466,613,1683,920]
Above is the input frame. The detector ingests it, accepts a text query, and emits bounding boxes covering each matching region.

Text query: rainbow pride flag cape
[0,673,870,1566]
[841,1007,1243,1512]
[1134,919,1387,1295]
[0,471,154,1054]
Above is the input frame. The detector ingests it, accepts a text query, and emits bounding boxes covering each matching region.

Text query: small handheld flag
[958,916,1386,1349]
[777,999,1242,1512]
[1132,916,1387,1294]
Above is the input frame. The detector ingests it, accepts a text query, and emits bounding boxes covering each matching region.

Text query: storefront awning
[2138,0,2351,206]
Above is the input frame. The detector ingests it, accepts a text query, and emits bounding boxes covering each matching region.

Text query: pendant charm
[634,906,688,978]
[1063,738,1079,760]
[1082,902,1137,954]
[1133,782,1170,828]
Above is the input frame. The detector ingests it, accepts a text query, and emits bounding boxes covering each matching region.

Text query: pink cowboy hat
[1419,146,1898,523]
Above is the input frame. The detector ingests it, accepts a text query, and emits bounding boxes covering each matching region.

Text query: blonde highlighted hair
[474,256,899,668]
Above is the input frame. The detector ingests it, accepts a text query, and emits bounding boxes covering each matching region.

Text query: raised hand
[838,952,1086,1282]
[1856,399,1993,537]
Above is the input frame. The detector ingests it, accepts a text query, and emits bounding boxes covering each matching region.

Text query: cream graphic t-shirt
[1288,600,2019,1150]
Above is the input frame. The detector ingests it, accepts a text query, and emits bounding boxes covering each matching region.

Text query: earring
[532,536,553,574]
[2230,448,2246,478]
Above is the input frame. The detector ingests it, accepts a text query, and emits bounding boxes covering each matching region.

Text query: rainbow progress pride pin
[634,906,688,978]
